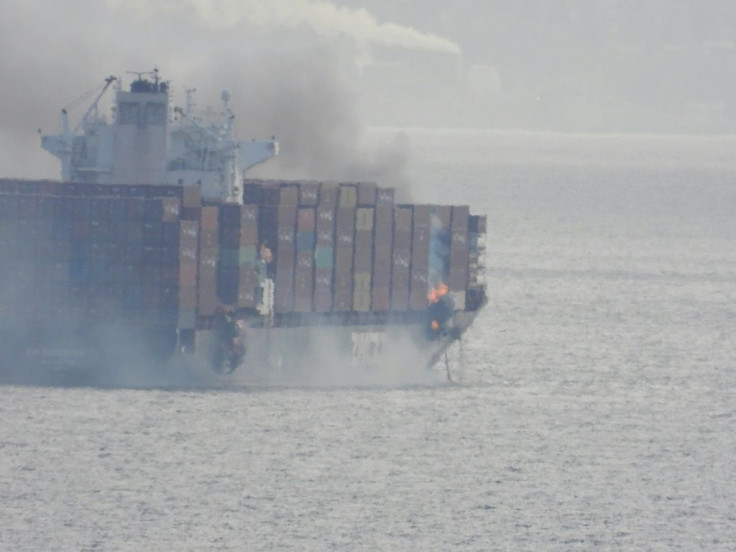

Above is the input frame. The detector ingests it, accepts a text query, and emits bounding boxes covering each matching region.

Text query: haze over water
[2,129,735,550]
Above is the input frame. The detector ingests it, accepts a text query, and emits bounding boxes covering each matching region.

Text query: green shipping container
[239,246,257,267]
[314,246,333,269]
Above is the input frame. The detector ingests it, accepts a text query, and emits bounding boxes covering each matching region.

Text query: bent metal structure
[0,71,486,385]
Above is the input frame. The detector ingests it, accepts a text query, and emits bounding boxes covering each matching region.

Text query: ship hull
[0,303,483,388]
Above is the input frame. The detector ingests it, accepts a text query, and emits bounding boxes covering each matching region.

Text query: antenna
[126,68,158,81]
[125,69,162,93]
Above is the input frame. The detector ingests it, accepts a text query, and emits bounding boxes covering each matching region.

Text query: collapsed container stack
[241,179,486,323]
[0,178,486,332]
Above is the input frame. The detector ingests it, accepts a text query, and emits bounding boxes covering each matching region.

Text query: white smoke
[1,0,439,187]
[109,0,461,54]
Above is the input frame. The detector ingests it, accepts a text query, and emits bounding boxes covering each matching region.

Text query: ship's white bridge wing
[239,139,279,173]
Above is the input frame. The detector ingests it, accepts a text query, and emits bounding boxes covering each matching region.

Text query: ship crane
[70,76,117,135]
[44,75,118,181]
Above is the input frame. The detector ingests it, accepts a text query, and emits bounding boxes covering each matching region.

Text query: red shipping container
[297,208,315,230]
[201,206,218,229]
[179,244,197,264]
[179,264,198,287]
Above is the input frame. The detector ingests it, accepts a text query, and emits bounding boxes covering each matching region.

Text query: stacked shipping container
[371,188,394,311]
[0,180,203,329]
[217,202,260,310]
[273,185,298,313]
[0,178,484,331]
[449,205,470,310]
[198,206,218,316]
[409,205,432,310]
[334,186,356,312]
[390,207,412,310]
[314,186,336,313]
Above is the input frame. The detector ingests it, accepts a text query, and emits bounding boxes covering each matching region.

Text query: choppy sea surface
[2,130,736,550]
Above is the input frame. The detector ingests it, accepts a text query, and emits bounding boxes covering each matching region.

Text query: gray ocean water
[2,130,736,550]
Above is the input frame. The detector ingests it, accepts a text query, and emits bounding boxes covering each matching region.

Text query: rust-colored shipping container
[313,267,333,312]
[294,251,314,313]
[409,205,431,310]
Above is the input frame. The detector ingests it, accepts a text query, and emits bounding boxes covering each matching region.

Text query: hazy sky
[2,0,733,180]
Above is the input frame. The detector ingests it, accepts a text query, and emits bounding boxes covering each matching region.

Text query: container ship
[0,70,486,385]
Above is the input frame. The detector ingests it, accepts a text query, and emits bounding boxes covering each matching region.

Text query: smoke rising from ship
[0,1,466,386]
[0,0,459,194]
[115,0,461,54]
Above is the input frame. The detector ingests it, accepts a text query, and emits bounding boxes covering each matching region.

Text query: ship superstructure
[41,70,278,202]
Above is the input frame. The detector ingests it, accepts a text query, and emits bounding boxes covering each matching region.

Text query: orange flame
[428,281,449,303]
